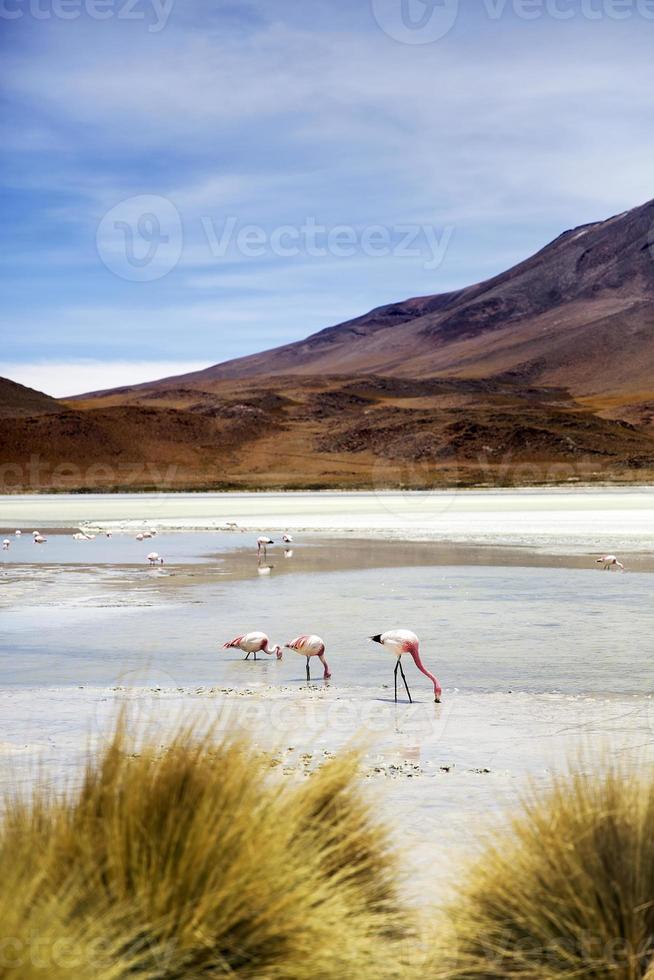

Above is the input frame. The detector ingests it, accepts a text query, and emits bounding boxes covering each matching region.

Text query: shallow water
[1,533,651,695]
[2,495,654,903]
[2,486,654,552]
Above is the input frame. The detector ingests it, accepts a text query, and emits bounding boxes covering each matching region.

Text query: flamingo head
[270,644,283,660]
[369,634,383,644]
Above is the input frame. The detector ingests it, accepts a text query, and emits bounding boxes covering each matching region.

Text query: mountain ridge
[3,197,654,491]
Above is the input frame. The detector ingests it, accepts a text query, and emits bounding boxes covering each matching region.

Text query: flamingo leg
[394,660,399,703]
[398,659,413,704]
[254,651,257,661]
[244,651,251,660]
[306,657,311,682]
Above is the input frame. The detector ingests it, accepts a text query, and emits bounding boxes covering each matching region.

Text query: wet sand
[1,490,653,903]
[2,486,654,554]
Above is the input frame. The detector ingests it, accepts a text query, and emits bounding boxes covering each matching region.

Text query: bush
[0,722,412,979]
[428,766,654,979]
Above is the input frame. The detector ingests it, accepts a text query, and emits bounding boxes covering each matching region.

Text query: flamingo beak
[369,634,383,644]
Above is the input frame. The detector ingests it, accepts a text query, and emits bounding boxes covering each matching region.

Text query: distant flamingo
[147,552,164,566]
[2,539,9,551]
[31,531,40,538]
[33,534,46,544]
[597,555,625,572]
[14,530,21,537]
[136,533,144,541]
[257,536,274,557]
[286,634,331,681]
[226,522,238,529]
[284,548,294,558]
[282,533,293,543]
[223,631,282,661]
[370,630,442,703]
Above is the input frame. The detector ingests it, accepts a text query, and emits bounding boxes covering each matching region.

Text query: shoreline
[2,487,653,555]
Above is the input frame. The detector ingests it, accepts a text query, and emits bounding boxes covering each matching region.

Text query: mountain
[81,196,654,407]
[3,199,654,492]
[0,377,62,418]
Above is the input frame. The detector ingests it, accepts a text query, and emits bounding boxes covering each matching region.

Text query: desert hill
[0,377,62,419]
[2,199,654,491]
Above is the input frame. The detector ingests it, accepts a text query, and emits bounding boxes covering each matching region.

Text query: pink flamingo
[286,634,331,681]
[147,552,164,566]
[282,533,293,543]
[596,555,625,572]
[370,630,442,703]
[223,631,282,661]
[257,536,274,557]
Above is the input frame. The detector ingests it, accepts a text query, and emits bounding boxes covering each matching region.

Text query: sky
[1,0,654,397]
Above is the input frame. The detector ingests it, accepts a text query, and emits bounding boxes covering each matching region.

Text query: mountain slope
[81,197,654,404]
[0,377,63,418]
[4,199,654,491]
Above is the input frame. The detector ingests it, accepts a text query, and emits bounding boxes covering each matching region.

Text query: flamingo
[223,631,282,661]
[33,534,46,544]
[147,552,164,566]
[2,539,10,551]
[282,533,293,543]
[226,522,238,529]
[257,536,274,557]
[370,630,442,704]
[14,530,21,537]
[136,533,144,541]
[285,634,331,681]
[31,531,40,538]
[596,555,625,572]
[284,548,294,558]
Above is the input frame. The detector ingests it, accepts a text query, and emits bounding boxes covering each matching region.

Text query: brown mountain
[3,199,654,491]
[84,196,654,405]
[0,377,62,419]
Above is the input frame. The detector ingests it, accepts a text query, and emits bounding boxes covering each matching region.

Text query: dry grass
[0,722,412,979]
[429,765,654,979]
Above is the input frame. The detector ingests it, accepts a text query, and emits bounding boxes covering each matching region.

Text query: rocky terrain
[2,198,654,491]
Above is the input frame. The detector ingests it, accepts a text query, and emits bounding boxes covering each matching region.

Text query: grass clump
[429,766,654,979]
[0,722,411,979]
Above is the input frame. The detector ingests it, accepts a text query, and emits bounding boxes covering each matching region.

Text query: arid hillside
[2,199,654,491]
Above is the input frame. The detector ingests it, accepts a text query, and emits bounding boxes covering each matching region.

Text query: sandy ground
[2,490,653,905]
[1,487,654,554]
[1,684,653,904]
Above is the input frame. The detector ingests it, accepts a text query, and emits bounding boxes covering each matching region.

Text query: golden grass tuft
[429,765,654,979]
[0,721,412,979]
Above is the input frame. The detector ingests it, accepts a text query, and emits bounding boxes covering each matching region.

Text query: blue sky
[2,0,654,396]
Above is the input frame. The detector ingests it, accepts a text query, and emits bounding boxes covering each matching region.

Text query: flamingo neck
[410,651,442,699]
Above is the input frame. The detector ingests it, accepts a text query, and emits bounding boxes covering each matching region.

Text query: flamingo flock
[221,626,440,701]
[2,522,633,705]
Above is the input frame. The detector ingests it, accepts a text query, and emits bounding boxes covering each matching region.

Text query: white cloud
[1,361,210,399]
